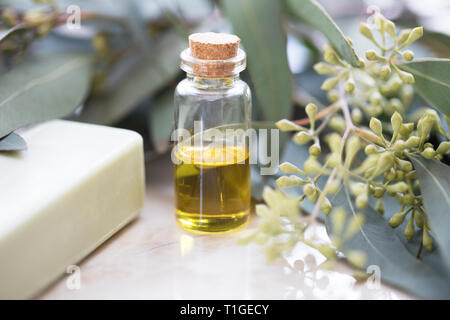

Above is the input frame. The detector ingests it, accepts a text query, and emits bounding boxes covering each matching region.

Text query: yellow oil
[174,144,250,234]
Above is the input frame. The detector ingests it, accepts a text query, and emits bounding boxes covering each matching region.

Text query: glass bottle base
[176,209,250,234]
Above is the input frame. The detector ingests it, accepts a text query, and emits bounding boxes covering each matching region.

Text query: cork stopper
[185,32,241,77]
[189,32,240,60]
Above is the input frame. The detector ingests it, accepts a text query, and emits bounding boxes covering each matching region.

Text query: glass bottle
[173,33,251,234]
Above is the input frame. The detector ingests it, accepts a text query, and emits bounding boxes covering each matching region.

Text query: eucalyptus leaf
[410,156,450,270]
[0,132,26,151]
[79,31,185,125]
[399,58,450,116]
[0,52,92,139]
[286,0,360,67]
[222,0,292,122]
[327,187,450,299]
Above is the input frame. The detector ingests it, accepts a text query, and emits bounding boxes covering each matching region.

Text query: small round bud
[293,131,311,145]
[304,157,322,174]
[414,211,424,228]
[305,103,318,120]
[397,159,413,172]
[389,98,404,114]
[421,147,436,159]
[402,194,415,206]
[392,140,406,152]
[327,179,341,195]
[345,79,355,94]
[399,123,414,138]
[386,181,408,194]
[370,91,383,105]
[365,144,378,155]
[326,133,342,153]
[391,111,403,135]
[385,168,396,181]
[396,69,415,84]
[395,170,405,180]
[323,44,342,65]
[309,144,321,157]
[372,186,385,198]
[351,108,363,124]
[402,50,414,61]
[379,65,391,78]
[303,183,315,197]
[328,116,346,132]
[401,26,423,48]
[371,152,394,179]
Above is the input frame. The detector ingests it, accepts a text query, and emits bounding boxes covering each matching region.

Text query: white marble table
[39,155,413,300]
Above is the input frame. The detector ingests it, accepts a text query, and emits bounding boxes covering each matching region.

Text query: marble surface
[39,155,413,300]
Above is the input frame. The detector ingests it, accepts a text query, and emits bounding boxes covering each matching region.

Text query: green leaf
[286,0,360,67]
[148,91,174,154]
[0,52,92,139]
[410,156,450,270]
[0,132,26,151]
[327,187,450,299]
[222,0,292,122]
[399,58,450,116]
[79,32,185,125]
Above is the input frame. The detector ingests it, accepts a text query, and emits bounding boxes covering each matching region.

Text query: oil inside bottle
[174,140,250,234]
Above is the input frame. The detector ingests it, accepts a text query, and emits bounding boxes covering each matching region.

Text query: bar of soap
[0,120,145,299]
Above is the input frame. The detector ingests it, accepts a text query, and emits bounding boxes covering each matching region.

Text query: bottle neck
[187,74,239,89]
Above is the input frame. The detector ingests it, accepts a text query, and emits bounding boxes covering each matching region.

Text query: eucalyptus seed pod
[276,119,302,131]
[397,159,413,172]
[326,152,341,168]
[313,62,340,74]
[397,28,412,45]
[365,50,385,61]
[389,98,404,114]
[276,175,307,188]
[354,154,379,175]
[414,210,424,228]
[350,182,367,196]
[379,65,391,79]
[395,68,415,84]
[395,170,405,181]
[351,108,363,124]
[303,183,315,197]
[359,22,374,40]
[369,117,383,137]
[436,141,450,154]
[400,27,423,49]
[326,133,342,153]
[421,147,436,159]
[386,181,408,194]
[404,215,415,241]
[370,152,394,179]
[402,50,414,61]
[375,198,384,215]
[320,197,332,215]
[345,79,355,94]
[372,186,385,198]
[391,111,403,138]
[423,226,433,251]
[385,168,396,181]
[321,75,341,90]
[405,136,420,148]
[370,91,383,105]
[304,157,323,174]
[380,76,402,96]
[392,140,406,153]
[327,179,341,195]
[345,135,361,165]
[327,90,339,103]
[400,84,414,107]
[355,193,369,208]
[402,194,415,206]
[423,142,434,149]
[279,162,305,175]
[328,115,346,132]
[305,103,318,120]
[385,20,396,39]
[307,190,319,203]
[399,123,414,139]
[293,131,311,144]
[364,144,378,155]
[309,143,321,157]
[389,210,407,228]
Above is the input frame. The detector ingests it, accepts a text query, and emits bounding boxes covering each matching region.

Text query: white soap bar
[0,120,145,299]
